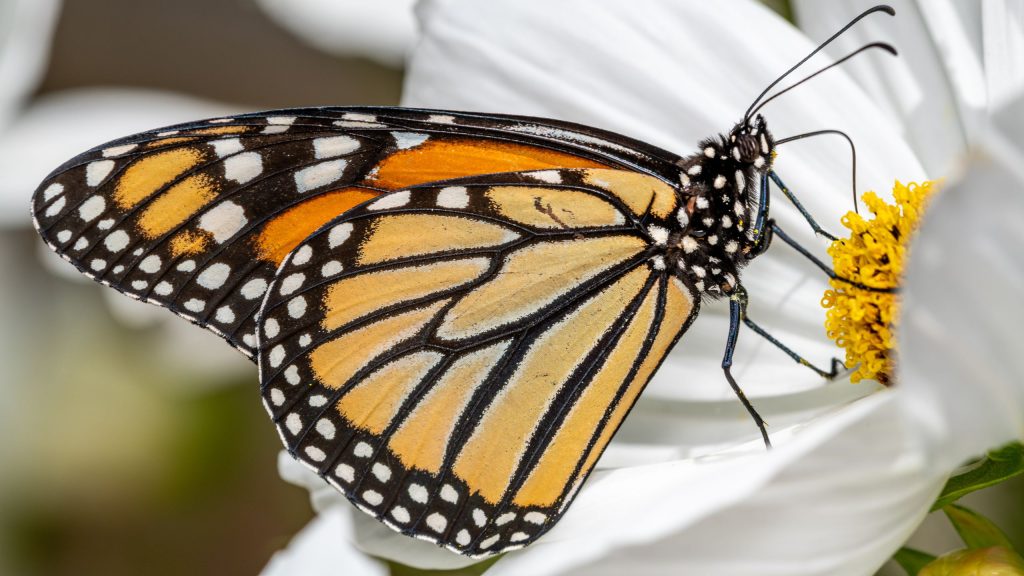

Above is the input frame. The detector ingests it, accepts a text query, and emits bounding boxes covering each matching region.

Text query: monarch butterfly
[30,5,894,558]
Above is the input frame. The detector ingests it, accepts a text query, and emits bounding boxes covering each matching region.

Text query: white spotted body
[661,114,775,297]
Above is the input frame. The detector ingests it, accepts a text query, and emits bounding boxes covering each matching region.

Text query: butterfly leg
[770,221,896,293]
[769,171,838,241]
[723,285,772,449]
[741,312,846,379]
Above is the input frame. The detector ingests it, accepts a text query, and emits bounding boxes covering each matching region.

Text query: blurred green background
[0,2,1020,576]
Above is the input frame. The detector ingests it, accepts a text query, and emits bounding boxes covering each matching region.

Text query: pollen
[820,180,938,385]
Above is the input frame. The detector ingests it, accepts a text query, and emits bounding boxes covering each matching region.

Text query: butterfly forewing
[256,169,698,556]
[31,107,683,358]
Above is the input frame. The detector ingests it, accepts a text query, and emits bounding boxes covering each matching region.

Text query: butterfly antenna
[743,4,895,121]
[776,129,861,214]
[747,42,897,119]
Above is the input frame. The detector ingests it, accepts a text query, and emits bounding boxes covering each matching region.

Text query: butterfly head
[729,114,774,166]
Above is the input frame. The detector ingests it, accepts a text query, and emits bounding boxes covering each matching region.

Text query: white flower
[256,0,417,68]
[269,1,1024,575]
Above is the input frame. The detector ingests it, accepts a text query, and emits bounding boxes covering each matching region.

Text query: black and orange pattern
[31,106,776,557]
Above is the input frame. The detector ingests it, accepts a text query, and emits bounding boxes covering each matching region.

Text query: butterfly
[30,6,895,559]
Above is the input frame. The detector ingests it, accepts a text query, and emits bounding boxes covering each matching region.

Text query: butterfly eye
[737,135,759,162]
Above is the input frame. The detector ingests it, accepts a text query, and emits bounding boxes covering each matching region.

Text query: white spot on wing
[528,170,562,183]
[524,511,546,524]
[198,201,247,243]
[371,463,391,482]
[436,186,469,209]
[368,191,410,210]
[211,138,244,158]
[391,132,429,150]
[391,506,410,524]
[316,419,336,440]
[240,278,268,299]
[103,144,137,157]
[321,260,343,277]
[197,262,231,289]
[440,484,459,503]
[328,223,353,248]
[295,160,347,193]
[262,116,296,134]
[335,463,355,482]
[215,306,235,324]
[425,513,447,533]
[223,152,263,184]
[288,296,307,318]
[279,273,305,295]
[183,298,205,313]
[472,508,487,527]
[44,197,66,217]
[42,183,64,200]
[314,135,360,158]
[104,230,129,252]
[269,345,285,367]
[86,160,115,186]
[139,255,162,273]
[291,245,313,266]
[408,483,428,504]
[269,388,285,406]
[79,196,106,222]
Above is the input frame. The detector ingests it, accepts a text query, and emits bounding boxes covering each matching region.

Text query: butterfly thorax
[660,115,775,299]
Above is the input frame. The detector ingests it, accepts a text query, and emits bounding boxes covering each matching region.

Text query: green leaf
[943,504,1015,550]
[932,442,1024,511]
[894,547,938,576]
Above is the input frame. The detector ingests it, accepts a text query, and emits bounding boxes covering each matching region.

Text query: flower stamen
[821,180,938,384]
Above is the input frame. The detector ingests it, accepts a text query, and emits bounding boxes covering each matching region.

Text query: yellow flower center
[821,180,939,385]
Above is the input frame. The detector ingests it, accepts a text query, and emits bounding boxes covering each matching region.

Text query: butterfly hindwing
[31,108,683,358]
[256,169,698,556]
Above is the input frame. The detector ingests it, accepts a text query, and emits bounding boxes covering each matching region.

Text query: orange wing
[257,169,698,556]
[31,107,684,358]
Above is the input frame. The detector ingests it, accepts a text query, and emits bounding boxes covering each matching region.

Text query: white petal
[0,0,61,130]
[793,0,985,179]
[982,1,1024,110]
[899,105,1024,472]
[489,394,944,576]
[261,507,387,576]
[256,0,416,67]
